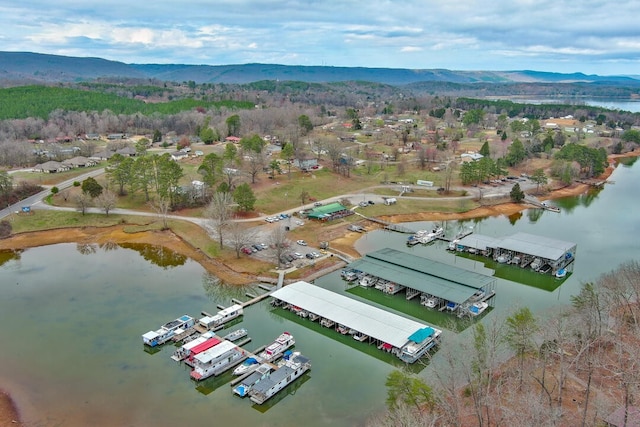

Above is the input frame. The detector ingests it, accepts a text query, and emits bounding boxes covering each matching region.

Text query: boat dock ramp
[524,195,561,212]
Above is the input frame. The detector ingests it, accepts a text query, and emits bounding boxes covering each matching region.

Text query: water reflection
[76,243,97,255]
[0,249,22,268]
[508,211,523,225]
[201,272,263,306]
[526,208,543,223]
[119,242,187,268]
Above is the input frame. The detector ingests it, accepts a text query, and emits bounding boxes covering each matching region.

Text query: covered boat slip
[348,248,496,305]
[271,281,441,363]
[457,232,576,272]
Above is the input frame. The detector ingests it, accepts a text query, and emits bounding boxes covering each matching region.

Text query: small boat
[233,356,261,376]
[248,352,311,405]
[257,332,295,363]
[359,275,376,287]
[445,301,458,311]
[336,324,349,335]
[555,268,567,278]
[531,258,542,271]
[142,314,196,347]
[222,328,248,342]
[353,333,368,342]
[469,301,489,316]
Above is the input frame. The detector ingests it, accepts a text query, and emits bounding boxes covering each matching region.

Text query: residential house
[62,156,97,168]
[33,161,70,173]
[293,153,318,170]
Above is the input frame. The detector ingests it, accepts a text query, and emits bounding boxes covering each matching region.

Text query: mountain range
[1,51,639,87]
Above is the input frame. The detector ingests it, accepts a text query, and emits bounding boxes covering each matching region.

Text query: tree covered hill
[0,86,254,120]
[2,51,639,87]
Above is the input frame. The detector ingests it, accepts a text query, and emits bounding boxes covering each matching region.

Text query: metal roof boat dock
[347,248,496,308]
[271,281,442,363]
[455,232,576,275]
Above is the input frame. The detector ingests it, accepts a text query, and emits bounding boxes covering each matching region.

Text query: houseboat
[190,340,245,381]
[185,336,223,365]
[398,327,442,363]
[257,332,295,362]
[384,281,405,295]
[248,353,311,405]
[198,304,244,330]
[170,331,216,361]
[232,363,273,397]
[142,314,195,347]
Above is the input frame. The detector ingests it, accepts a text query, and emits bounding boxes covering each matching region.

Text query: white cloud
[1,1,640,74]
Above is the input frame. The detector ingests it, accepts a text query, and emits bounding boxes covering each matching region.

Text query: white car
[293,252,304,259]
[296,240,307,246]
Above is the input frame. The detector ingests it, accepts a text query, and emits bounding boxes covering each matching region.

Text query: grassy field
[7,210,154,233]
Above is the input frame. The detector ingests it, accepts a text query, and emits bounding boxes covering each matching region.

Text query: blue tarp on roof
[408,327,435,343]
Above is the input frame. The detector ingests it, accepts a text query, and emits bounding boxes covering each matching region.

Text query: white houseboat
[142,314,195,347]
[198,304,244,330]
[257,332,295,362]
[190,340,245,381]
[398,326,442,363]
[248,353,311,405]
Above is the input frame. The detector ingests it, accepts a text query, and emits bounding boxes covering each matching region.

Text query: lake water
[1,158,639,426]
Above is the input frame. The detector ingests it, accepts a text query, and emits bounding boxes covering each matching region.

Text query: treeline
[375,261,640,427]
[455,97,640,124]
[0,86,255,120]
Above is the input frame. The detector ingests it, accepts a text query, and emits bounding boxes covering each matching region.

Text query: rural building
[306,202,353,221]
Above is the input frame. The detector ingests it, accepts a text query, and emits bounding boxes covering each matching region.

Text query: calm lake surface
[1,158,639,426]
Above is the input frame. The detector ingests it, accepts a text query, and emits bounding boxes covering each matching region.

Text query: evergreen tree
[510,182,525,203]
[233,183,257,212]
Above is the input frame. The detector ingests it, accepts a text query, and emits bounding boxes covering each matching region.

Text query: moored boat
[469,301,489,316]
[198,304,244,330]
[233,363,273,397]
[233,356,261,376]
[257,332,295,362]
[190,340,245,381]
[555,268,567,278]
[222,328,248,342]
[142,314,196,347]
[248,352,311,405]
[171,331,216,361]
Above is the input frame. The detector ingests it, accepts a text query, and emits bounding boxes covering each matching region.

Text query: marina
[346,248,497,318]
[271,281,442,363]
[454,232,576,277]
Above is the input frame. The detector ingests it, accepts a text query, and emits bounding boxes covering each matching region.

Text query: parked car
[359,201,368,207]
[259,243,268,250]
[313,202,323,207]
[368,200,375,205]
[296,240,307,246]
[293,252,304,259]
[252,244,262,251]
[305,253,315,259]
[241,247,253,255]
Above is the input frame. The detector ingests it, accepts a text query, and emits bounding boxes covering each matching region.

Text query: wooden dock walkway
[354,212,416,234]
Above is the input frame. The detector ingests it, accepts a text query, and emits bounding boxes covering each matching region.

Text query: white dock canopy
[271,281,439,349]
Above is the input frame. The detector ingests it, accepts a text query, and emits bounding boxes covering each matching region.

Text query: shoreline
[0,157,623,424]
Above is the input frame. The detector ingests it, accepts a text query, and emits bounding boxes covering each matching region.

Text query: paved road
[0,168,106,220]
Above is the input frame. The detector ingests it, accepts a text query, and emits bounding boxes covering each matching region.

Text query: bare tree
[269,225,288,268]
[149,197,171,230]
[75,192,90,215]
[227,222,255,258]
[206,191,234,249]
[95,189,117,216]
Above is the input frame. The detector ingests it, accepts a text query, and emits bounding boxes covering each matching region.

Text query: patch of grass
[167,219,220,258]
[7,210,151,233]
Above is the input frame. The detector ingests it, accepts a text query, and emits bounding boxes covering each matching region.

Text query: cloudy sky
[2,1,639,76]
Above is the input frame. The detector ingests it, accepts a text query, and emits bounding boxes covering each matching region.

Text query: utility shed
[348,248,495,304]
[271,281,441,361]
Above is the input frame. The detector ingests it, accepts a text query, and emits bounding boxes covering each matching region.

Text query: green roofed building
[306,202,353,221]
[347,248,496,314]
